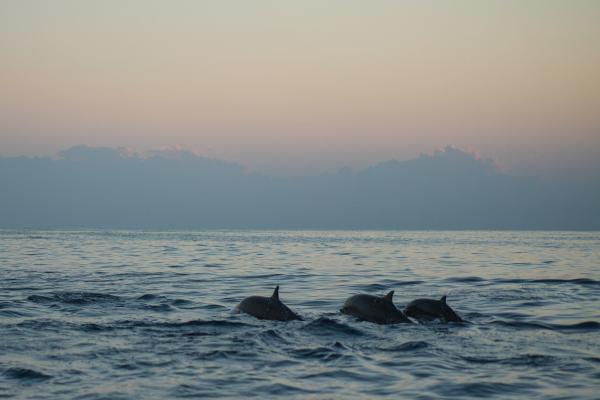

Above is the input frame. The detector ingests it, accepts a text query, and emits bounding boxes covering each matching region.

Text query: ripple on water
[461,354,558,367]
[437,381,539,398]
[444,276,486,283]
[302,317,367,337]
[2,368,52,381]
[291,345,348,363]
[499,277,600,286]
[1,230,599,399]
[380,341,430,352]
[490,319,600,333]
[27,292,121,305]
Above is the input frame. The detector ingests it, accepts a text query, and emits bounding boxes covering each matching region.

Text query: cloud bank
[1,145,598,229]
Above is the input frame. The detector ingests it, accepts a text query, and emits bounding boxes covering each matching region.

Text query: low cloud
[1,145,598,229]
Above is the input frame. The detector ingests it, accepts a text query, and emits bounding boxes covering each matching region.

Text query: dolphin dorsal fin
[384,290,394,302]
[271,286,280,301]
[440,295,447,306]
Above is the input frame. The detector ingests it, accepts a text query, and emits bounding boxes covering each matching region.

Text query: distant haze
[1,1,600,177]
[1,145,598,230]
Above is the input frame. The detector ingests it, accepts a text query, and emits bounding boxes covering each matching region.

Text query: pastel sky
[1,1,599,176]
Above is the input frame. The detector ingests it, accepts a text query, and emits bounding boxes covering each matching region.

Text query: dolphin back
[341,292,410,324]
[236,286,302,321]
[404,296,464,323]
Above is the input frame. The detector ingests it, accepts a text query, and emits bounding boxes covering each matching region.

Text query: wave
[136,294,165,301]
[292,343,349,362]
[390,280,424,286]
[17,319,76,331]
[381,341,430,352]
[497,278,599,286]
[124,319,252,329]
[462,354,556,367]
[444,276,486,283]
[501,354,557,367]
[79,322,115,332]
[14,318,252,333]
[16,319,121,333]
[170,299,194,306]
[254,382,316,395]
[27,291,200,312]
[442,277,599,286]
[349,283,390,292]
[292,347,343,362]
[440,382,536,397]
[2,367,52,381]
[4,286,45,292]
[303,317,366,337]
[0,309,28,317]
[256,328,288,344]
[141,303,174,312]
[352,280,424,291]
[197,350,241,360]
[28,292,122,305]
[490,319,600,332]
[300,369,381,382]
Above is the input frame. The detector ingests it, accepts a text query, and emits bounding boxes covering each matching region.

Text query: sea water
[1,230,599,399]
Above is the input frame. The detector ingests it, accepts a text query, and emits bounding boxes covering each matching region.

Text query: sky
[1,1,599,176]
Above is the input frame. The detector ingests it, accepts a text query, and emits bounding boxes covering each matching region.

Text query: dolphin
[403,295,464,322]
[340,291,412,324]
[236,286,302,321]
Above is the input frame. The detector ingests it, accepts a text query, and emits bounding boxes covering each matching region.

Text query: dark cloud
[0,145,598,229]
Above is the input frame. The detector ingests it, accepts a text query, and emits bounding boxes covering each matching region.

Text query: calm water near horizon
[1,230,599,399]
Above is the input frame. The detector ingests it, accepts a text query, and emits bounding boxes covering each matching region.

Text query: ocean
[1,230,599,399]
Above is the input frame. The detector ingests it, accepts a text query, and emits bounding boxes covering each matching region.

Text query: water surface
[1,230,599,399]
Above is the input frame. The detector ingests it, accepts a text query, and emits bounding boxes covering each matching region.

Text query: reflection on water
[1,230,599,399]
